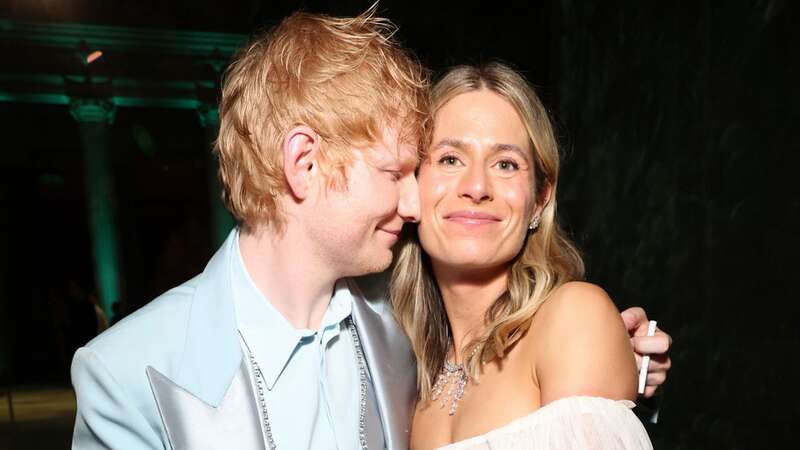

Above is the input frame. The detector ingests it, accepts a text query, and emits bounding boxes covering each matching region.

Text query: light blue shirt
[231,232,361,449]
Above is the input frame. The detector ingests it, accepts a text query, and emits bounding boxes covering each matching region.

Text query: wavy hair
[216,4,429,231]
[391,63,585,401]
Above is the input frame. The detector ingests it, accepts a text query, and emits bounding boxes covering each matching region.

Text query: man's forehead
[367,126,421,165]
[368,143,419,164]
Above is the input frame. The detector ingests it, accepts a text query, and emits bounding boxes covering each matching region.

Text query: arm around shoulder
[71,347,163,450]
[533,281,638,406]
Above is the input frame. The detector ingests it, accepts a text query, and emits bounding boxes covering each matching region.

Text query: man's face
[305,125,420,277]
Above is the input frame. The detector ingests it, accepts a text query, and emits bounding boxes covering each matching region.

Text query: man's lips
[443,210,502,225]
[378,227,402,236]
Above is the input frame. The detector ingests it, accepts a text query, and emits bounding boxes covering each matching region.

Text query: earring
[528,215,540,231]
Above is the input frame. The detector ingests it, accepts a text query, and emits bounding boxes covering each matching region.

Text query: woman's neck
[431,262,510,363]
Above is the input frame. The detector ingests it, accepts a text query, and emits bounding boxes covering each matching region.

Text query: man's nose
[398,175,420,223]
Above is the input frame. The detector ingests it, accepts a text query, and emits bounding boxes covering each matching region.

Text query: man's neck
[238,224,338,330]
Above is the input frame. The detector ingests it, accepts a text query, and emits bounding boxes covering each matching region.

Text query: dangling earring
[528,215,540,231]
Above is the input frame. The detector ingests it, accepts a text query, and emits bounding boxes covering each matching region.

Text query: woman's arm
[532,281,638,405]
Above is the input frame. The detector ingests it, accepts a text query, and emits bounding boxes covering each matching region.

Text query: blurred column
[70,98,120,319]
[198,104,235,248]
[0,180,9,381]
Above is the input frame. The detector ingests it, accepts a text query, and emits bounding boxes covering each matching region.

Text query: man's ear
[283,125,320,200]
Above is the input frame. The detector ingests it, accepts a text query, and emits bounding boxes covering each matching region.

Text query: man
[71,8,671,450]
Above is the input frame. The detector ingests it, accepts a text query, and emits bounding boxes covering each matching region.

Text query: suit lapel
[150,232,417,449]
[147,360,265,450]
[173,230,242,407]
[144,230,253,448]
[348,276,417,450]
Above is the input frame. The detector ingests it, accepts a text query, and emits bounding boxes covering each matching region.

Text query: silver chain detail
[348,316,370,450]
[430,344,480,416]
[431,360,469,416]
[249,350,277,450]
[247,316,368,450]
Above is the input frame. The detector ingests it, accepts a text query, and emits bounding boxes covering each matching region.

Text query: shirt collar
[230,230,354,389]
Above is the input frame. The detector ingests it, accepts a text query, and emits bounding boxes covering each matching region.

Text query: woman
[392,63,654,449]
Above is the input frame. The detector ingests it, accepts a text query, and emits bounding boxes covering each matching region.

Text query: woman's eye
[496,159,519,171]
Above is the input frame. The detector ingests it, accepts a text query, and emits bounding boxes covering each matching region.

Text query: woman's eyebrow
[432,138,469,151]
[492,143,531,162]
[432,139,531,163]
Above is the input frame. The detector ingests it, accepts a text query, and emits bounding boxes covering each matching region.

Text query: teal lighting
[0,18,249,309]
[0,19,245,57]
[0,19,244,109]
[0,73,206,109]
[132,124,156,157]
[36,173,66,187]
[71,99,121,318]
[198,106,236,246]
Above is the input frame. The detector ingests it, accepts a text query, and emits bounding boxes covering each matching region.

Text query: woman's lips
[443,210,502,226]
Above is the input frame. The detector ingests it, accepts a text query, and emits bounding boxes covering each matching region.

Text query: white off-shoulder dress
[436,396,653,450]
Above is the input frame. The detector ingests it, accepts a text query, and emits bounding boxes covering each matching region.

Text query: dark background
[1,0,798,448]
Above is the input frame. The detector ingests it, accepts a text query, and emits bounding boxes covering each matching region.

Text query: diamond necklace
[430,345,480,416]
[246,316,369,450]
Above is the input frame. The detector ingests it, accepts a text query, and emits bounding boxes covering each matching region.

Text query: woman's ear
[533,181,553,218]
[282,125,321,200]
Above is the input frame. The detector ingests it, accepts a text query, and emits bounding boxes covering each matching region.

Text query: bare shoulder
[535,281,622,330]
[530,281,637,404]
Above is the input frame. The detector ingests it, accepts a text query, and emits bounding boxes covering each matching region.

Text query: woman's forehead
[433,91,528,145]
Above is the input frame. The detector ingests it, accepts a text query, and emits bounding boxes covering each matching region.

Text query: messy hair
[217,5,429,231]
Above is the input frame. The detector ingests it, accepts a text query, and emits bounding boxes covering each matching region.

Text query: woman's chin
[433,253,511,274]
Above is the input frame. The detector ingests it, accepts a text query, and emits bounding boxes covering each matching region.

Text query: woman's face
[417,90,539,272]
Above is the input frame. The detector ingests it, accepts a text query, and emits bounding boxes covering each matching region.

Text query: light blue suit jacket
[71,232,416,449]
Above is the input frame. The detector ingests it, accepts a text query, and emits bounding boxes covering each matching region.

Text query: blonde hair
[216,5,428,231]
[391,63,585,401]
